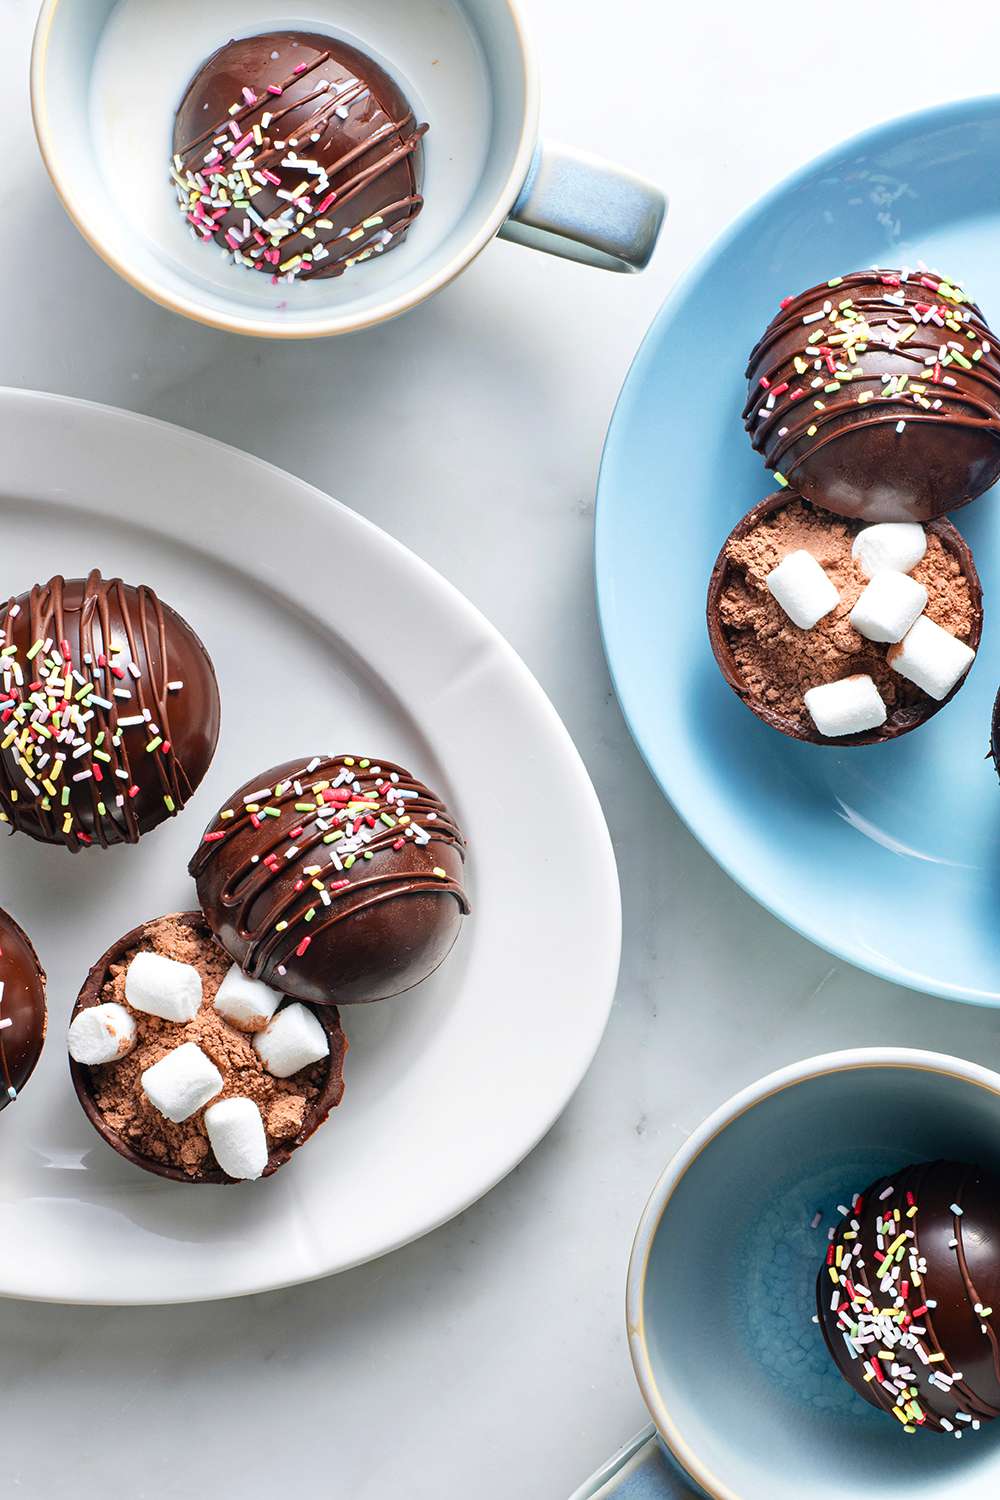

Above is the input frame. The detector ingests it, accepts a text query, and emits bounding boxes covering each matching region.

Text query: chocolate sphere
[744,270,1000,522]
[0,572,220,850]
[190,756,469,1005]
[707,493,983,745]
[0,907,45,1109]
[172,31,427,283]
[70,911,346,1184]
[818,1161,1000,1434]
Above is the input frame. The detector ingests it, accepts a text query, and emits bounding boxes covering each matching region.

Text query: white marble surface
[7,1,1000,1494]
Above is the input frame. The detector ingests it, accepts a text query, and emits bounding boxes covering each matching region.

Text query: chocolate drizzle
[0,572,220,850]
[172,32,428,282]
[745,270,1000,522]
[818,1161,1000,1435]
[191,756,469,1006]
[950,1167,1000,1398]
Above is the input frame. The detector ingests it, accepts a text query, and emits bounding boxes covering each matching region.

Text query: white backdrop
[7,1,1000,1495]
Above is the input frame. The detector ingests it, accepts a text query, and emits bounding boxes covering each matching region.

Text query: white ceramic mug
[31,0,667,339]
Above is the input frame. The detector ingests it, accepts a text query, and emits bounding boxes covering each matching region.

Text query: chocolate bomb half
[190,755,469,1005]
[0,572,220,849]
[172,31,427,282]
[70,911,347,1184]
[818,1162,1000,1435]
[744,269,1000,522]
[0,907,46,1110]
[707,493,983,745]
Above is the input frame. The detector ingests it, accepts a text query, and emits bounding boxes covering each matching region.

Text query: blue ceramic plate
[597,98,1000,1006]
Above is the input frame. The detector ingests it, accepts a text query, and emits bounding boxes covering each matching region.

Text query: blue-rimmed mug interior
[640,1062,1000,1499]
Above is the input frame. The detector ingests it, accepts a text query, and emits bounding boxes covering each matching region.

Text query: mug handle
[568,1424,703,1499]
[498,144,667,272]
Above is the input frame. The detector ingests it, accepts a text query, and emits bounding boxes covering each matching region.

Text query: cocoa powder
[87,916,322,1177]
[719,500,976,734]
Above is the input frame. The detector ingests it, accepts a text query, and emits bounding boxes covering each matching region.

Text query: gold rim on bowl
[625,1048,1000,1500]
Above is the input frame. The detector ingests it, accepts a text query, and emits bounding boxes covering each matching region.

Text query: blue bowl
[596,96,1000,1004]
[626,1050,1000,1499]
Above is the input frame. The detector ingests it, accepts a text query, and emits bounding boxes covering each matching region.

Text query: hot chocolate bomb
[172,31,428,283]
[69,911,346,1183]
[190,755,469,1006]
[745,269,1000,522]
[707,495,983,744]
[0,907,46,1110]
[0,573,220,849]
[818,1162,1000,1435]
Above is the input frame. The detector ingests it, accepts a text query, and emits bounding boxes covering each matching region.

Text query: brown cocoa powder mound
[89,916,321,1177]
[719,501,976,733]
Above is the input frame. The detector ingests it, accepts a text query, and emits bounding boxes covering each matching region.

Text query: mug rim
[30,0,541,339]
[625,1047,1000,1500]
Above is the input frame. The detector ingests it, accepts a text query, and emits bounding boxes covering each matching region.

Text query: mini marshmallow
[804,675,888,738]
[850,570,928,644]
[204,1097,268,1181]
[213,964,283,1032]
[253,1003,329,1079]
[852,522,927,578]
[766,549,841,629]
[67,1003,136,1066]
[125,950,202,1023]
[889,615,976,700]
[141,1042,223,1123]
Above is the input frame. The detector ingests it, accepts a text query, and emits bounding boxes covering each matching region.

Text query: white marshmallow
[889,615,976,700]
[253,1003,330,1079]
[213,964,283,1032]
[67,1003,136,1065]
[204,1097,269,1181]
[125,950,202,1023]
[850,571,928,644]
[766,549,841,629]
[804,675,888,737]
[141,1042,223,1123]
[852,522,927,578]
